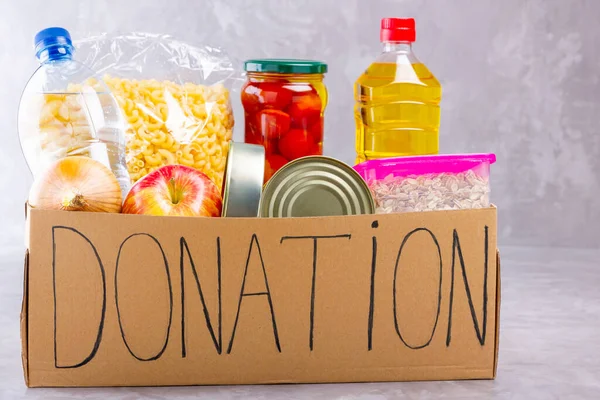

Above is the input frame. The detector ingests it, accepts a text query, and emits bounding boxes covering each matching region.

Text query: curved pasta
[35,76,232,189]
[111,76,232,188]
[157,148,176,165]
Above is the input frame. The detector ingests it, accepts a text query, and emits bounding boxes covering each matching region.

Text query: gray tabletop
[1,246,599,399]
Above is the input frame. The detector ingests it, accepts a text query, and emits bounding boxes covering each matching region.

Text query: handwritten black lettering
[393,228,442,350]
[115,233,173,361]
[180,237,222,357]
[280,234,351,351]
[227,234,280,353]
[368,221,378,350]
[446,226,489,346]
[52,226,106,368]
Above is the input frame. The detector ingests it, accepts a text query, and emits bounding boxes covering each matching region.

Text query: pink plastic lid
[354,153,497,180]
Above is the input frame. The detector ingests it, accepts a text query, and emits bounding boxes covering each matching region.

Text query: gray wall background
[1,0,598,253]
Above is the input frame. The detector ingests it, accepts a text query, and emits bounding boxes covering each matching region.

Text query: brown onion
[29,156,122,212]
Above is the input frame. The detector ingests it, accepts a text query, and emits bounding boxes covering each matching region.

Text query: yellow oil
[354,62,441,163]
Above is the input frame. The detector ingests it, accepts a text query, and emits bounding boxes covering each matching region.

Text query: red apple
[122,165,222,217]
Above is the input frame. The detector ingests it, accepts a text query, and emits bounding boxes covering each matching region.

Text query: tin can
[222,141,265,217]
[260,156,375,218]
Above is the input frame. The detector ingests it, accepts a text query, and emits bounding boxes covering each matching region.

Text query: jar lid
[244,59,328,74]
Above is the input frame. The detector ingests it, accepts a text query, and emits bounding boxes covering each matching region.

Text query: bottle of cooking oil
[354,18,441,163]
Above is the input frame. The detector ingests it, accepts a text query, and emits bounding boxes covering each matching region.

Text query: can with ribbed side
[222,141,265,217]
[260,156,375,218]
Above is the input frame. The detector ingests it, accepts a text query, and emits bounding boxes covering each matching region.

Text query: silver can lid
[260,156,375,217]
[222,141,265,217]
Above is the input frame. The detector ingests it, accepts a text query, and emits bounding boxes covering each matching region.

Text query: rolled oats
[367,170,490,214]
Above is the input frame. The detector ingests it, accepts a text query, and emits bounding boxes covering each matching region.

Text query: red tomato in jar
[242,82,292,112]
[306,143,322,156]
[283,83,314,94]
[241,82,260,113]
[309,118,323,143]
[264,154,288,182]
[244,115,262,145]
[288,116,311,130]
[287,90,322,128]
[278,128,312,161]
[256,109,291,140]
[264,138,279,155]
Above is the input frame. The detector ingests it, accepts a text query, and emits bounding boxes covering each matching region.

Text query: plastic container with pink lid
[353,153,496,214]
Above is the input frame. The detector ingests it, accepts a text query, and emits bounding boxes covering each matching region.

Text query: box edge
[20,249,30,388]
[21,368,498,388]
[493,249,501,378]
[21,203,31,387]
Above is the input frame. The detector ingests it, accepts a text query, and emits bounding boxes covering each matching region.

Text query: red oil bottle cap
[380,18,416,42]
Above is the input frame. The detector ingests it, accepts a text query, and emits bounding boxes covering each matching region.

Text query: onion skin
[29,156,122,213]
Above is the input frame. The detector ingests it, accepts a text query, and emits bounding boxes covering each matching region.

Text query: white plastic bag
[75,32,240,188]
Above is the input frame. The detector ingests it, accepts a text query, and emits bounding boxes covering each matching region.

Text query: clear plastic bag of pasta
[74,32,238,188]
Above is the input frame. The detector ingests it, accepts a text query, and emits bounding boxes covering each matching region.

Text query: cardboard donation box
[21,206,500,387]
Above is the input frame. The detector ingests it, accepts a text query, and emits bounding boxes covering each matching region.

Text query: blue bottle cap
[34,27,73,59]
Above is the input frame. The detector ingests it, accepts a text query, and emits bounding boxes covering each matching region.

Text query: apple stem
[168,177,182,205]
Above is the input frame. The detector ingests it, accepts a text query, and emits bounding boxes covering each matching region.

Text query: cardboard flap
[493,249,501,378]
[20,249,30,387]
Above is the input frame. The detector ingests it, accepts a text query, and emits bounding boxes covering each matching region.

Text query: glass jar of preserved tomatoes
[242,59,328,182]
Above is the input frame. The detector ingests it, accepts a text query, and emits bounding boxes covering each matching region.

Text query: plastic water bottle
[18,27,130,197]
